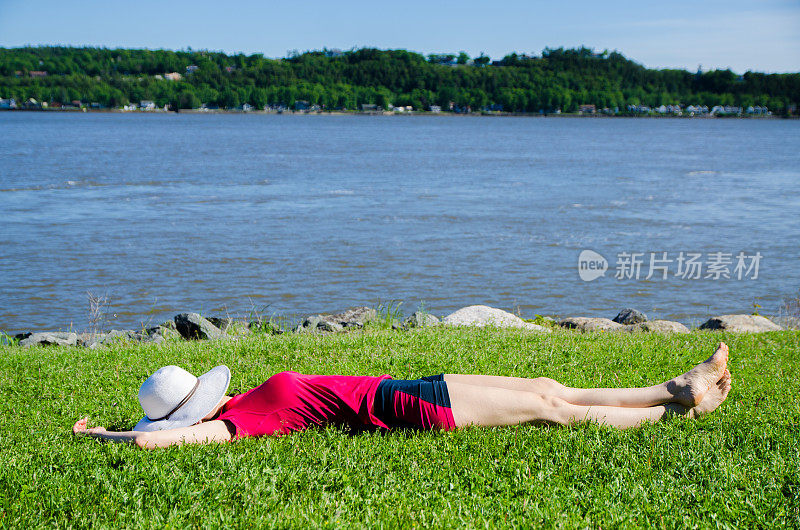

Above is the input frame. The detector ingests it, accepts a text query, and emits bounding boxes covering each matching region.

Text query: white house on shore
[685,105,709,116]
[710,105,742,116]
[746,106,771,116]
[655,104,682,115]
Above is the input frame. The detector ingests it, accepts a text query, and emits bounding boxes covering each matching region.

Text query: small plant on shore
[250,315,290,335]
[415,301,436,321]
[245,300,288,333]
[752,299,762,316]
[86,290,109,337]
[135,296,165,334]
[530,314,558,328]
[372,299,404,329]
[0,331,18,346]
[246,298,271,322]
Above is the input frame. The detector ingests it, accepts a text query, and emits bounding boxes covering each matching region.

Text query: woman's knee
[530,377,565,393]
[535,394,572,424]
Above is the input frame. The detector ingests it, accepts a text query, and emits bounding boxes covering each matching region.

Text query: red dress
[217,371,392,438]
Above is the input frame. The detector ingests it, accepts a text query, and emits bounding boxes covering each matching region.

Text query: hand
[73,417,107,436]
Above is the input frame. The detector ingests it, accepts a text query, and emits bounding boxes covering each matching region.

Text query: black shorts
[373,374,456,430]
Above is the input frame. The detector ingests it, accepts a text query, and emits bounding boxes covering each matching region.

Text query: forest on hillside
[0,46,798,114]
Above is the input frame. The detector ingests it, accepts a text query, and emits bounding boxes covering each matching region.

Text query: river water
[2,112,799,333]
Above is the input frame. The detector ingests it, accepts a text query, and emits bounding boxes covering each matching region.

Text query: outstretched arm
[72,417,235,449]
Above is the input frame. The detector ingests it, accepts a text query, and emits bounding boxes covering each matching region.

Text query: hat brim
[133,365,231,432]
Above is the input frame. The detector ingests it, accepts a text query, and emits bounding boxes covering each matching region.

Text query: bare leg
[447,382,684,429]
[447,369,731,430]
[444,342,728,408]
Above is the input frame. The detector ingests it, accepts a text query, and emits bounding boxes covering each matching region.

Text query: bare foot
[665,342,729,407]
[690,369,732,418]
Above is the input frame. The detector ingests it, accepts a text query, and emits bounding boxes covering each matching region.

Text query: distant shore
[0,108,791,119]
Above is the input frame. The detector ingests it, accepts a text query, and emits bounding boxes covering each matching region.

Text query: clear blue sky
[1,0,798,73]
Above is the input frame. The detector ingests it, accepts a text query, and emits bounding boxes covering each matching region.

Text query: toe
[711,344,728,364]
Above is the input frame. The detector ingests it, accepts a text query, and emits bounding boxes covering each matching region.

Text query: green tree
[474,53,490,67]
[171,90,199,109]
[250,87,267,108]
[220,88,240,108]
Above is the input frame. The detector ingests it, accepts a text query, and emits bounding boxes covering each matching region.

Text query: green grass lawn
[1,327,798,528]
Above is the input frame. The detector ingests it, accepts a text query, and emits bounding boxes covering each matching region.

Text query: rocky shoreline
[4,304,789,349]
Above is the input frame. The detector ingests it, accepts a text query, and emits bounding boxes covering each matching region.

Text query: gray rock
[404,312,440,328]
[77,332,103,348]
[19,331,78,347]
[316,319,344,333]
[139,325,181,343]
[559,317,624,332]
[106,329,136,340]
[296,315,322,333]
[77,332,103,347]
[612,308,648,325]
[296,306,378,333]
[443,305,550,333]
[160,325,182,340]
[138,330,164,345]
[326,306,378,327]
[699,314,783,333]
[625,320,690,333]
[76,328,165,348]
[86,329,138,348]
[206,317,234,333]
[295,315,335,333]
[174,313,224,340]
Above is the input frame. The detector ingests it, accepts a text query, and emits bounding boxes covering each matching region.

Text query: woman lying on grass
[73,342,732,449]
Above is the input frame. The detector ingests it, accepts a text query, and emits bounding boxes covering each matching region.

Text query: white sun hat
[133,365,231,432]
